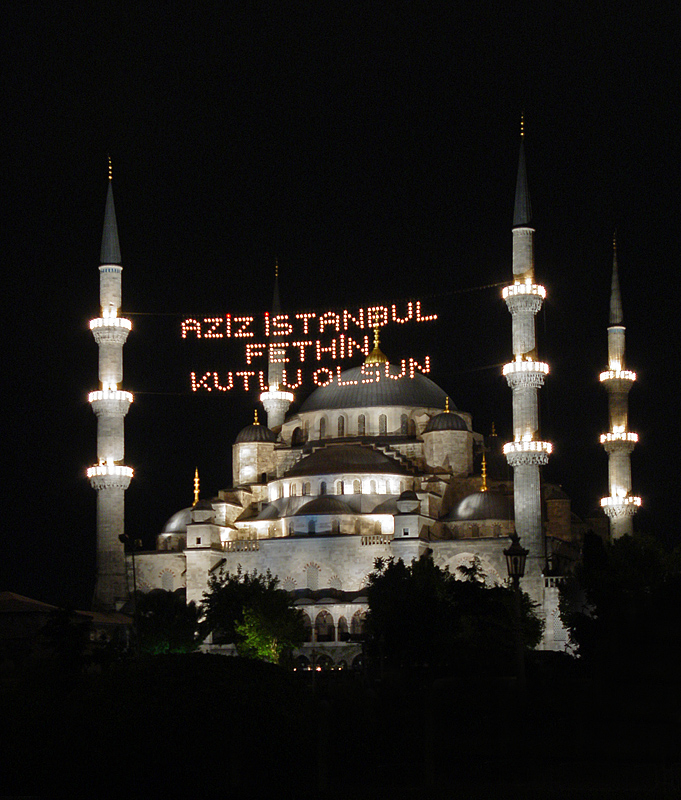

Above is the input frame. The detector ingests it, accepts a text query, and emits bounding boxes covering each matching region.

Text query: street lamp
[504,532,528,590]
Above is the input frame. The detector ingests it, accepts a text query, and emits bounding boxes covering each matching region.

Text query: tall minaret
[87,161,134,610]
[600,235,640,538]
[260,262,293,429]
[502,121,552,580]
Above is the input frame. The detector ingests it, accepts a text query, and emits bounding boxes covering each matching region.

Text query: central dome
[299,364,453,412]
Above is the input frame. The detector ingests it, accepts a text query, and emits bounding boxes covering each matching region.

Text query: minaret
[600,234,640,538]
[260,262,293,429]
[502,121,552,580]
[87,160,133,610]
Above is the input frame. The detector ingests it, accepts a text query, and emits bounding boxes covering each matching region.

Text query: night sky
[4,5,678,607]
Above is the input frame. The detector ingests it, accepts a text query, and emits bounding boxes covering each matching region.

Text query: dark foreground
[1,652,679,798]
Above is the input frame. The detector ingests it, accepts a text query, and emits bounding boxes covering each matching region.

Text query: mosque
[86,135,639,660]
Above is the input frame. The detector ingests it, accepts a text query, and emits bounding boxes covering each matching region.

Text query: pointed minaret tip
[100,159,122,265]
[609,231,623,325]
[193,468,200,506]
[513,118,532,228]
[481,453,488,492]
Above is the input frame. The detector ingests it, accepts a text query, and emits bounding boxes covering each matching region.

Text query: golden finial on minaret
[481,453,488,492]
[520,114,525,138]
[365,326,387,364]
[253,409,260,425]
[275,260,279,279]
[107,154,113,181]
[193,468,200,505]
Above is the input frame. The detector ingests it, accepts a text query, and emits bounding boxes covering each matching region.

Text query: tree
[201,567,306,664]
[560,532,681,682]
[136,589,201,655]
[366,552,542,675]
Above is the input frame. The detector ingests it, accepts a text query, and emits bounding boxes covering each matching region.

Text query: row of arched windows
[273,478,409,500]
[306,413,417,440]
[299,609,367,642]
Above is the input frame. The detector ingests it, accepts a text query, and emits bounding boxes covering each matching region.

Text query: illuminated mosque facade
[87,137,638,659]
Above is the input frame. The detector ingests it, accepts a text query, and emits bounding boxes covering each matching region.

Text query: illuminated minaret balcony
[503,438,552,466]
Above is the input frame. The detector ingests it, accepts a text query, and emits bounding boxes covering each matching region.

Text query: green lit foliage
[366,552,542,674]
[201,567,306,664]
[136,589,201,655]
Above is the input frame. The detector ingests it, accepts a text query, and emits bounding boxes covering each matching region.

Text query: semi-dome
[285,444,409,477]
[299,364,453,412]
[235,422,278,443]
[295,496,354,516]
[444,490,513,522]
[423,411,468,432]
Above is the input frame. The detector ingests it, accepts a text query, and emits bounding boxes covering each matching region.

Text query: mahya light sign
[181,299,437,393]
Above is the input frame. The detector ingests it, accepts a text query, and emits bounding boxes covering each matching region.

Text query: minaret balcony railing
[260,389,294,403]
[599,369,636,383]
[87,463,134,479]
[90,317,132,331]
[88,389,134,404]
[503,360,549,376]
[601,495,641,510]
[503,440,552,456]
[600,431,638,444]
[502,282,546,300]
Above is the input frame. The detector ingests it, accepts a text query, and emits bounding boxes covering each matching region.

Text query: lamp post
[119,533,142,657]
[504,533,528,698]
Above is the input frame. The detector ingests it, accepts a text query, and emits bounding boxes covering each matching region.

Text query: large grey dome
[299,364,453,412]
[444,491,513,522]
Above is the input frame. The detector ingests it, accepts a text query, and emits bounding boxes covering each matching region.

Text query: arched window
[320,481,327,495]
[337,416,345,437]
[319,417,327,439]
[401,413,408,434]
[357,414,366,436]
[338,616,349,641]
[290,483,298,497]
[379,414,387,435]
[353,479,361,494]
[315,610,334,642]
[336,480,344,495]
[331,518,340,534]
[350,610,366,637]
[370,480,377,494]
[408,419,416,435]
[306,563,320,590]
[308,519,316,535]
[303,482,311,496]
[301,613,313,642]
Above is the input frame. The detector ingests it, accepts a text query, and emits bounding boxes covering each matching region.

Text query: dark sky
[4,4,678,606]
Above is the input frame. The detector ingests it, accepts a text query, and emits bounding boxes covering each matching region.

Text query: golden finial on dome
[481,453,488,492]
[254,409,260,425]
[275,260,279,279]
[520,114,525,138]
[445,397,451,413]
[107,154,113,181]
[193,468,200,505]
[365,326,387,364]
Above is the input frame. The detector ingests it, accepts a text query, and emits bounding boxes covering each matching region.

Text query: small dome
[424,412,468,433]
[162,507,193,534]
[285,444,408,478]
[444,490,513,521]
[295,496,354,516]
[236,423,278,443]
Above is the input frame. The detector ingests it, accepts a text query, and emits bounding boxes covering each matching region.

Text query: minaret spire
[260,261,293,429]
[87,161,133,610]
[600,235,640,538]
[502,124,551,586]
